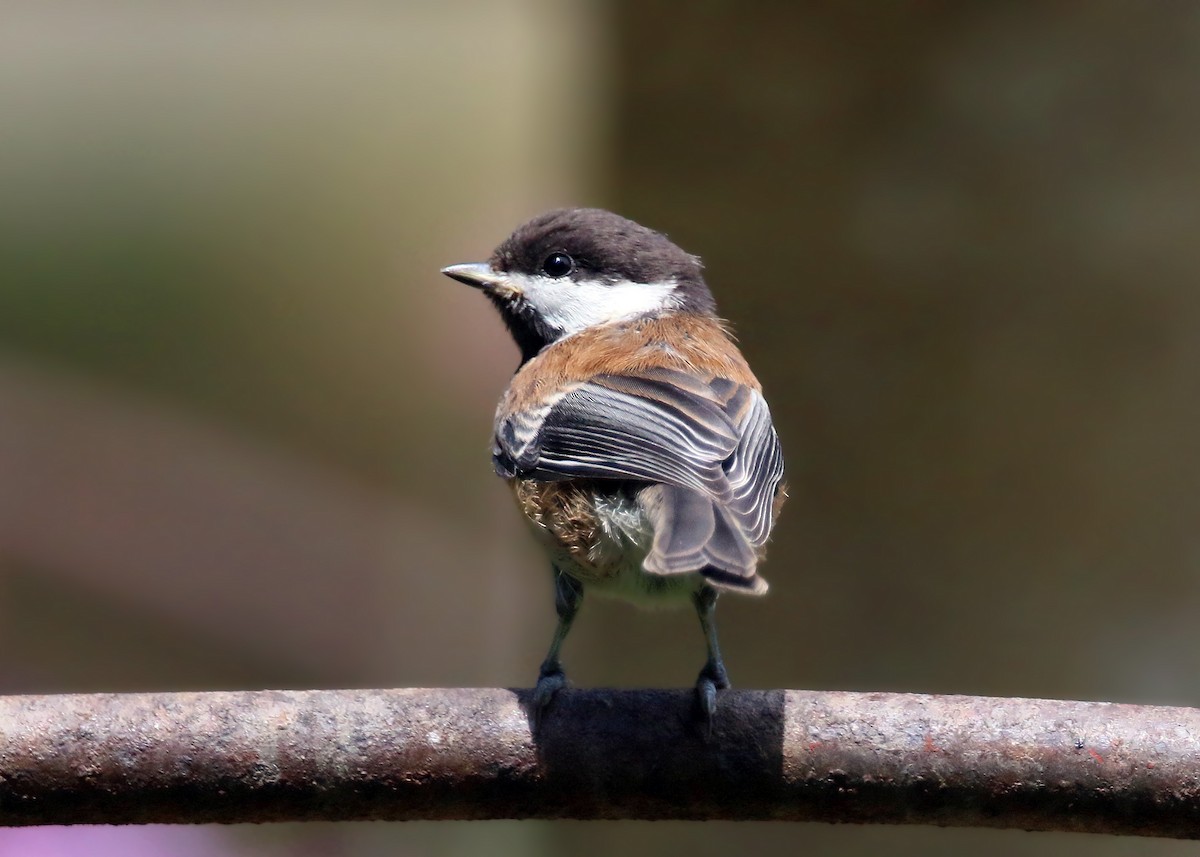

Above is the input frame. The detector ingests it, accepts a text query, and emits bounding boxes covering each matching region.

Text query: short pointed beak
[441,262,507,291]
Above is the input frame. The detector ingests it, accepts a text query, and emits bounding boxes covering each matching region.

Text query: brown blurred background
[2,2,1199,855]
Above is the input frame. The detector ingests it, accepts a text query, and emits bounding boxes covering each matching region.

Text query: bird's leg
[693,584,730,731]
[532,567,583,730]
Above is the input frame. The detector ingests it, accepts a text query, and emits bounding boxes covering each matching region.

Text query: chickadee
[442,208,785,729]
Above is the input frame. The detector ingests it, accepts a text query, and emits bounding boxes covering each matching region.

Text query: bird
[441,208,785,730]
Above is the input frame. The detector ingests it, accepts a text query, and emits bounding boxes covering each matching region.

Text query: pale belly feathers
[510,479,702,606]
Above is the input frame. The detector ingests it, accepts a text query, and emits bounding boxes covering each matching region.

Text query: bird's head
[442,208,715,362]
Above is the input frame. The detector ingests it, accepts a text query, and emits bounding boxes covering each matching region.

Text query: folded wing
[494,366,784,592]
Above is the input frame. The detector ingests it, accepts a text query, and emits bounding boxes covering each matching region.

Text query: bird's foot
[531,665,568,732]
[694,659,730,737]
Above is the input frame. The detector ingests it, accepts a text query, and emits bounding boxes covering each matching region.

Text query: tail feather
[642,484,767,594]
[654,486,714,569]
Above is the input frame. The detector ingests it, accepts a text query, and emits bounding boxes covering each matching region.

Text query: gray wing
[495,366,784,591]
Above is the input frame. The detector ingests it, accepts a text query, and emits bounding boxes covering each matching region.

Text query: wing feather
[495,364,784,590]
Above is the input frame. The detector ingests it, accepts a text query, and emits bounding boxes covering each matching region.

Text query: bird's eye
[541,252,574,279]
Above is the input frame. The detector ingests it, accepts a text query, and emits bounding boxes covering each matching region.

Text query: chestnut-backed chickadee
[442,208,785,729]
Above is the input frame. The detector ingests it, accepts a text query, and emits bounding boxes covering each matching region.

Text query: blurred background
[2,1,1199,855]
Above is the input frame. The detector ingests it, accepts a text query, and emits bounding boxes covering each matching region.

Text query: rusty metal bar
[1,687,1199,836]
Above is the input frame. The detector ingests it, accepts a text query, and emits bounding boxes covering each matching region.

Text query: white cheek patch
[511,273,679,336]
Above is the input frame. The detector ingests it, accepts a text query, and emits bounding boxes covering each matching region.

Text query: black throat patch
[487,291,563,364]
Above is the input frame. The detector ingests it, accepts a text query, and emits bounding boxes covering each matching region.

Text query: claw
[532,666,568,732]
[694,657,730,736]
[696,675,718,728]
